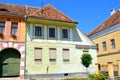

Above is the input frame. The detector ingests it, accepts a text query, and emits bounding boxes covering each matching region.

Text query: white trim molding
[89,23,120,40]
[48,26,56,38]
[34,24,43,38]
[57,27,61,41]
[61,27,69,40]
[70,28,73,41]
[44,25,47,40]
[30,24,33,40]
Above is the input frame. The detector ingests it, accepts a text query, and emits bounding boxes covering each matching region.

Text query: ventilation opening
[0,8,9,12]
[64,73,68,76]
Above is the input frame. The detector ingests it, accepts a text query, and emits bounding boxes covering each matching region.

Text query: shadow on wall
[72,28,82,42]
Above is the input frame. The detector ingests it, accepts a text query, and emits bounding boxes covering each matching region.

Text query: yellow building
[88,9,120,79]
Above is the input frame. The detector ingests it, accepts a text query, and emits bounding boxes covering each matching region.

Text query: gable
[28,4,75,23]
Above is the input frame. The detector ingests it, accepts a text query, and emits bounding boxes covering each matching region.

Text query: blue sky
[0,0,120,34]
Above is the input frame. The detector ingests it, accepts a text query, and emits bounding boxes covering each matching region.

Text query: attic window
[0,8,9,12]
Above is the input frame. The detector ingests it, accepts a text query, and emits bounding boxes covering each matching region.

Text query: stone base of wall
[25,72,88,79]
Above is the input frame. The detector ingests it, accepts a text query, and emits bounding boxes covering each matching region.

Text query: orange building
[88,9,120,79]
[0,3,26,78]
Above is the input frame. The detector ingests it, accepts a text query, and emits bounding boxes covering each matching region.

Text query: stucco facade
[0,3,97,79]
[0,16,26,78]
[92,27,120,64]
[25,17,97,78]
[88,10,120,79]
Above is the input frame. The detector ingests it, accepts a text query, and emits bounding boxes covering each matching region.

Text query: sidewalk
[0,77,61,80]
[0,77,22,80]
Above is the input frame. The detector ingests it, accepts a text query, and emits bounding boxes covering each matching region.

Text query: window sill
[63,59,69,62]
[48,37,57,40]
[61,38,69,41]
[35,59,42,62]
[49,59,56,62]
[33,36,43,39]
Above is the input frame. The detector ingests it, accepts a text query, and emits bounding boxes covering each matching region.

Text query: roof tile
[0,3,76,23]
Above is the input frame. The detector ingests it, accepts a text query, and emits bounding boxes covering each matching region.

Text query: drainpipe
[24,14,27,79]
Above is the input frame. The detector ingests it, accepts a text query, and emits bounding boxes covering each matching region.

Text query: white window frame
[34,24,43,38]
[102,41,107,51]
[0,22,5,34]
[11,22,18,35]
[48,26,56,38]
[61,27,69,39]
[111,39,116,49]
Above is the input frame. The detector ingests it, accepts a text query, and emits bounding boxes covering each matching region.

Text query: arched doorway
[0,48,21,77]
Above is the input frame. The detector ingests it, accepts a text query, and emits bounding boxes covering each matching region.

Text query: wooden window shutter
[63,49,69,61]
[34,48,42,61]
[49,48,56,61]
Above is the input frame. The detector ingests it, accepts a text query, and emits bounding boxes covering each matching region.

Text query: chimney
[110,8,116,15]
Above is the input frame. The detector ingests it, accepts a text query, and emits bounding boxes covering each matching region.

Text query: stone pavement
[0,77,61,80]
[0,77,21,80]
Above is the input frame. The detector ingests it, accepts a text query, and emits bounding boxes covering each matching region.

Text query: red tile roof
[0,3,77,23]
[88,10,120,36]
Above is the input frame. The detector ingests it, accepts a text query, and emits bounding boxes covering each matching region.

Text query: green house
[25,4,97,78]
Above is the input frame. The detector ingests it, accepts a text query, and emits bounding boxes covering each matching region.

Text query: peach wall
[92,30,120,64]
[93,30,120,55]
[0,16,25,42]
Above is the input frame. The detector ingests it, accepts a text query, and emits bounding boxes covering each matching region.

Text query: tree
[81,54,93,68]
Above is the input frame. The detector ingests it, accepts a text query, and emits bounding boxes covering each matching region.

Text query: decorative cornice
[76,45,96,49]
[97,51,120,57]
[27,17,78,24]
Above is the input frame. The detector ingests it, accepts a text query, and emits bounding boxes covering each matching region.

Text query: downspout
[24,14,27,79]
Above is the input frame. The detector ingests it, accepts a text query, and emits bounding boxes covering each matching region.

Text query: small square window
[0,22,5,33]
[111,39,116,49]
[49,27,55,38]
[63,49,69,62]
[11,22,18,35]
[102,41,106,51]
[34,48,42,61]
[35,26,42,36]
[96,44,99,52]
[62,29,68,38]
[49,48,56,62]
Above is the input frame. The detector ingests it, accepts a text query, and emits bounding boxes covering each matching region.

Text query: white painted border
[57,26,61,41]
[44,25,47,40]
[48,26,56,38]
[70,28,73,41]
[89,23,120,40]
[61,27,69,40]
[34,24,44,37]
